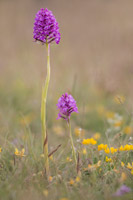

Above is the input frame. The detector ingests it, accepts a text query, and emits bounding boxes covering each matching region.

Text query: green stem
[68,120,77,167]
[41,42,50,176]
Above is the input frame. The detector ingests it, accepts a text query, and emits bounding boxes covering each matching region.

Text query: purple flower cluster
[33,8,61,44]
[113,185,131,196]
[57,93,78,121]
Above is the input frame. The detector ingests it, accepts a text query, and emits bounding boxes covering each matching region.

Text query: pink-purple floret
[57,93,78,121]
[33,8,61,44]
[113,185,131,196]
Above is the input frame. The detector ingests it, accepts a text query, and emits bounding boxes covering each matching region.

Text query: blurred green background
[0,0,133,140]
[1,0,133,92]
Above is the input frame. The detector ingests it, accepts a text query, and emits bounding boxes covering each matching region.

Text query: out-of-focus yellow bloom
[14,148,26,157]
[48,176,53,182]
[119,144,133,151]
[60,198,69,200]
[104,148,110,154]
[93,132,101,140]
[43,189,48,197]
[124,126,132,135]
[124,144,131,151]
[110,147,117,154]
[75,176,80,182]
[82,148,87,155]
[69,179,74,185]
[114,95,125,104]
[121,162,125,167]
[131,145,133,150]
[66,157,72,162]
[74,127,85,138]
[82,138,97,145]
[90,138,97,145]
[120,172,127,182]
[119,145,125,151]
[98,144,133,154]
[127,162,133,175]
[106,111,115,119]
[88,160,101,170]
[114,121,123,128]
[53,126,64,136]
[0,147,2,153]
[127,162,133,170]
[105,156,112,162]
[98,144,108,151]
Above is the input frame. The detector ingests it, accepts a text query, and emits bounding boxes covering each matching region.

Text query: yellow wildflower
[14,148,26,157]
[110,147,117,154]
[82,138,90,145]
[105,156,112,162]
[127,162,133,175]
[82,148,87,155]
[124,144,131,151]
[121,162,125,167]
[88,161,101,170]
[0,147,2,153]
[93,132,101,140]
[114,121,122,128]
[104,148,110,154]
[90,138,97,145]
[106,111,115,119]
[60,198,69,200]
[74,127,85,137]
[82,138,97,145]
[130,145,133,150]
[98,144,108,151]
[69,179,74,185]
[127,162,133,170]
[119,145,124,151]
[66,157,72,162]
[48,176,53,182]
[114,95,125,104]
[124,126,132,135]
[75,176,80,183]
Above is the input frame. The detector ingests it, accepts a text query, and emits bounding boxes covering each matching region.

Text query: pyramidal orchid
[57,93,78,168]
[33,8,61,176]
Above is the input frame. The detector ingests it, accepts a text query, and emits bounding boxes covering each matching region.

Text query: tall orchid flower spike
[33,8,61,177]
[57,93,78,168]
